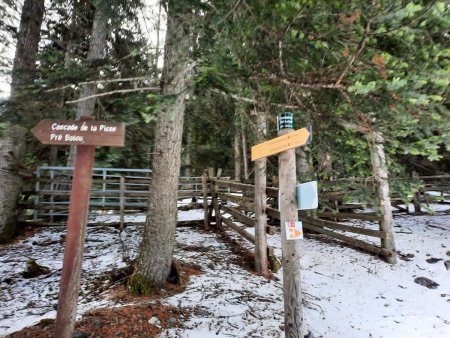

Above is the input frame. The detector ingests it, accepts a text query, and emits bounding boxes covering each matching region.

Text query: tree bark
[241,122,249,181]
[367,130,397,264]
[295,146,311,182]
[0,0,44,243]
[234,126,242,181]
[253,111,268,275]
[131,0,191,294]
[67,4,108,165]
[182,126,192,177]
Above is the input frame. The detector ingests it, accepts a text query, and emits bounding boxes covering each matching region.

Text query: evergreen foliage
[0,0,448,177]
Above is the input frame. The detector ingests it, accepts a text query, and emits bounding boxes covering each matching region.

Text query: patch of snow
[1,204,450,337]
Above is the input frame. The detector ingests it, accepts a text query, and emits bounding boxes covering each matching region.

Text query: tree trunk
[318,151,333,179]
[367,130,397,264]
[0,0,44,243]
[67,4,108,165]
[234,126,242,181]
[182,127,192,177]
[241,122,249,181]
[296,146,312,182]
[253,111,268,275]
[130,0,191,295]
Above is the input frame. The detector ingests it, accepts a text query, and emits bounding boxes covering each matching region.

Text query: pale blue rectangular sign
[296,181,318,210]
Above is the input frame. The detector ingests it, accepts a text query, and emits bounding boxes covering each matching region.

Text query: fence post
[368,130,397,264]
[211,168,223,229]
[201,170,210,229]
[119,176,125,231]
[34,167,40,222]
[412,171,421,213]
[50,169,55,223]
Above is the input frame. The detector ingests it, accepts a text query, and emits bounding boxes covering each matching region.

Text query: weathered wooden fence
[19,166,204,226]
[203,173,449,265]
[318,175,449,214]
[203,176,396,262]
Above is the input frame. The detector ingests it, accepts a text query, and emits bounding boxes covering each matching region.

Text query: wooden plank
[31,119,125,147]
[299,216,388,239]
[266,186,278,198]
[214,179,254,193]
[222,215,255,244]
[221,204,255,227]
[266,206,280,220]
[217,192,254,210]
[312,212,382,222]
[251,127,310,160]
[303,223,392,258]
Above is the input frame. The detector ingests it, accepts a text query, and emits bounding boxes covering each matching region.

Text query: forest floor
[0,200,449,338]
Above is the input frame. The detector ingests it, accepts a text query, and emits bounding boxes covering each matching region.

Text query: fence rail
[20,166,204,225]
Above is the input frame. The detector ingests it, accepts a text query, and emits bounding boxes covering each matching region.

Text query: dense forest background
[0,0,448,245]
[0,0,448,177]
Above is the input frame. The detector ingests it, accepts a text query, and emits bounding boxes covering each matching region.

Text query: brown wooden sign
[31,119,125,147]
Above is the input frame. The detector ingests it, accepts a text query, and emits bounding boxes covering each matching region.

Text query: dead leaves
[339,10,362,25]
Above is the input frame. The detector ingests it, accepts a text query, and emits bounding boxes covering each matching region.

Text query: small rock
[414,277,439,289]
[148,316,161,326]
[90,318,101,329]
[114,332,122,337]
[22,260,51,278]
[52,303,58,311]
[444,260,450,271]
[167,317,177,327]
[73,331,88,338]
[305,331,315,338]
[119,318,126,325]
[426,258,442,264]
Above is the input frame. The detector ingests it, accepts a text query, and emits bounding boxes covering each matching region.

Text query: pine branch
[65,86,160,104]
[210,88,301,109]
[45,76,154,93]
[252,74,345,90]
[335,19,372,86]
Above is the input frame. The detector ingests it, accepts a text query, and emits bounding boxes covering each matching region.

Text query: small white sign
[296,181,318,210]
[285,221,304,240]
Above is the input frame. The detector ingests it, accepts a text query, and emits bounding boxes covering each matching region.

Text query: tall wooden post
[253,111,268,275]
[250,114,311,337]
[30,117,125,337]
[368,130,397,264]
[278,127,305,338]
[54,144,95,338]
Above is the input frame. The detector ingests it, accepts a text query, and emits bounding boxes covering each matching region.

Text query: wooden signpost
[251,114,311,338]
[251,127,311,161]
[31,117,125,338]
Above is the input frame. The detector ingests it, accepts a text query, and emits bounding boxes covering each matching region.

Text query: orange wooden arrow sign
[31,119,125,147]
[251,127,311,161]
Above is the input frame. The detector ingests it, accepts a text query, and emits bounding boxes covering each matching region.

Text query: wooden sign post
[251,114,310,338]
[31,117,125,338]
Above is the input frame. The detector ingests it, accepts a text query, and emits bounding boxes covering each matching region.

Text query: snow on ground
[1,204,449,337]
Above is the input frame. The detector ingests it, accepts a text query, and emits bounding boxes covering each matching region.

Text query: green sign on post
[277,112,294,130]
